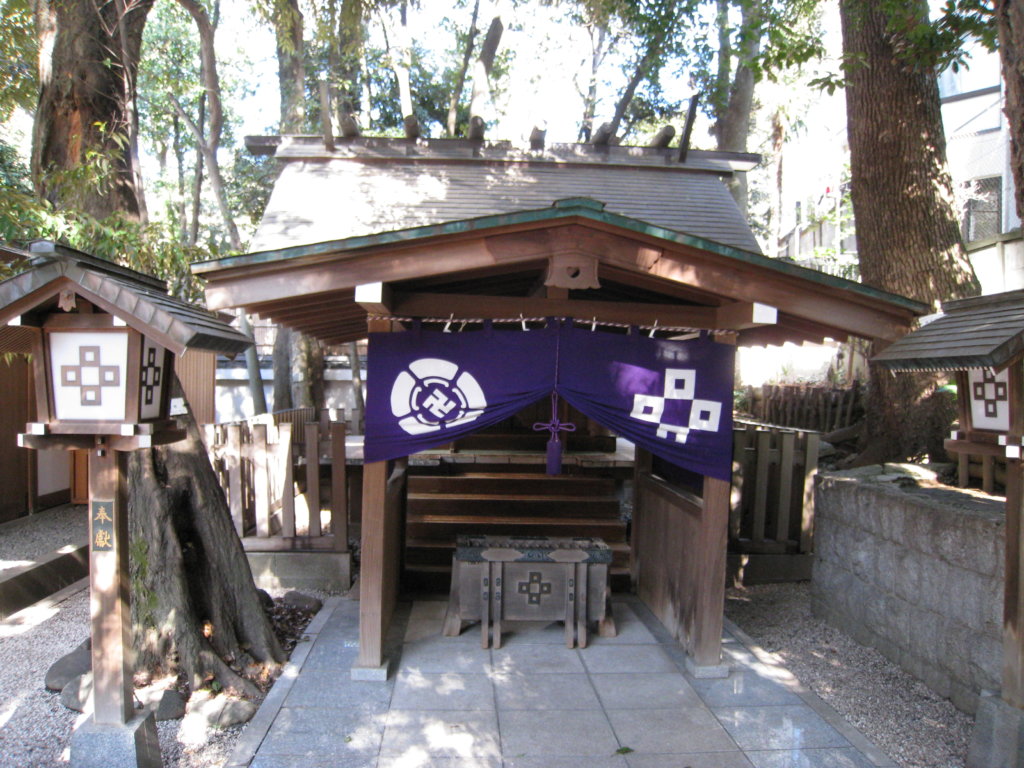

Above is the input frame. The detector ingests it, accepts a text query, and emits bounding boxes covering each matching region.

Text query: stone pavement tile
[745,747,879,768]
[713,706,852,751]
[492,671,602,710]
[504,755,629,767]
[378,756,501,768]
[408,600,449,622]
[499,708,621,758]
[580,644,678,674]
[271,703,391,731]
[405,617,478,644]
[591,672,703,709]
[589,604,658,645]
[258,714,384,762]
[391,670,495,710]
[606,707,739,754]
[492,644,585,674]
[625,751,755,768]
[691,669,804,708]
[301,642,361,671]
[494,620,567,646]
[285,669,395,710]
[250,756,374,768]
[379,709,501,759]
[399,635,493,675]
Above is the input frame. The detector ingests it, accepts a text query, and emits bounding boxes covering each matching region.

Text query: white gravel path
[726,582,974,768]
[0,506,88,573]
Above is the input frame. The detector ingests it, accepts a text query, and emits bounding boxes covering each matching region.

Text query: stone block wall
[813,467,1005,714]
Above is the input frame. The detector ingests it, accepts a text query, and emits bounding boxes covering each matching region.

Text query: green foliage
[0,184,209,302]
[0,0,37,121]
[0,140,31,194]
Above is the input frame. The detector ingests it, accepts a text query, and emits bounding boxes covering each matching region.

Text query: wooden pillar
[88,446,133,724]
[331,421,349,551]
[692,475,730,667]
[357,317,396,671]
[1003,363,1024,708]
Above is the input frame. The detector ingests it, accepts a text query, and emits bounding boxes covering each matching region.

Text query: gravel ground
[0,506,88,573]
[725,582,974,768]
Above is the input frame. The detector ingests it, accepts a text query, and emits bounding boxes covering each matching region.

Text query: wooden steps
[403,469,629,590]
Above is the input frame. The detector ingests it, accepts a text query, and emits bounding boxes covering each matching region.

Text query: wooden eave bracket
[355,282,393,315]
[715,302,777,330]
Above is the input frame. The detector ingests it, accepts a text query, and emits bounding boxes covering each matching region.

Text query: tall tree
[996,0,1024,223]
[840,0,980,462]
[32,0,153,219]
[25,0,284,695]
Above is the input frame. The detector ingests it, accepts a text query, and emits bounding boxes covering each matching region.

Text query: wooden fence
[741,383,863,433]
[203,408,350,552]
[729,422,820,579]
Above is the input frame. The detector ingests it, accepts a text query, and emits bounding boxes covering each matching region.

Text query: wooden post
[252,423,270,538]
[226,424,243,536]
[331,421,349,551]
[88,446,133,724]
[304,423,321,537]
[692,475,730,667]
[357,317,396,673]
[1003,362,1024,708]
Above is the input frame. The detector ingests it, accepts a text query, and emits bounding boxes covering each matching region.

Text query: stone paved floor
[227,595,897,768]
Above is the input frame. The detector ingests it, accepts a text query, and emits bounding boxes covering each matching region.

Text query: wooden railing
[203,408,349,552]
[741,383,863,433]
[730,421,819,558]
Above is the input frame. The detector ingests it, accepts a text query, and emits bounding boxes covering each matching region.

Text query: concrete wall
[813,466,1005,714]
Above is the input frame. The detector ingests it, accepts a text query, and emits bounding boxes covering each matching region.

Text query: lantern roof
[0,241,252,356]
[873,290,1024,372]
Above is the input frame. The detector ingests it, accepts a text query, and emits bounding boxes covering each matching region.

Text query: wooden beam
[393,291,719,328]
[714,301,776,330]
[354,282,393,315]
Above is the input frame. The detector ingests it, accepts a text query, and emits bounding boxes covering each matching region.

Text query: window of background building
[962,176,1002,242]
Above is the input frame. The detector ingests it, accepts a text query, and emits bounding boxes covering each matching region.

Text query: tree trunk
[387,3,415,121]
[997,0,1024,224]
[290,332,324,409]
[272,324,293,412]
[577,23,608,142]
[188,95,206,248]
[336,0,366,127]
[275,0,306,133]
[348,341,365,433]
[129,378,284,696]
[714,0,762,216]
[32,0,153,219]
[468,16,503,125]
[840,0,980,462]
[446,0,480,137]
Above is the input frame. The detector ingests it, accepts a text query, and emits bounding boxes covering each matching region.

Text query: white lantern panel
[968,367,1010,433]
[50,331,128,421]
[139,337,168,420]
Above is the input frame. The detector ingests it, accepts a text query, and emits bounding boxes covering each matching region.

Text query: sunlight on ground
[0,559,34,572]
[0,602,62,638]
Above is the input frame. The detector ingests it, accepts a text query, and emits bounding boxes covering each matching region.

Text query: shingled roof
[0,241,252,356]
[873,290,1024,372]
[246,136,763,255]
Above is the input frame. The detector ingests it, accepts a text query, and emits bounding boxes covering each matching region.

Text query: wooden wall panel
[0,357,31,522]
[177,350,216,424]
[635,470,727,666]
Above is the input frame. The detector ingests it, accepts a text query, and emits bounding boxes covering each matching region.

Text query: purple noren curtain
[364,322,734,481]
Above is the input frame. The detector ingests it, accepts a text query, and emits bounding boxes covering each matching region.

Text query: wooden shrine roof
[0,241,252,356]
[873,290,1024,372]
[193,196,927,348]
[244,136,763,255]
